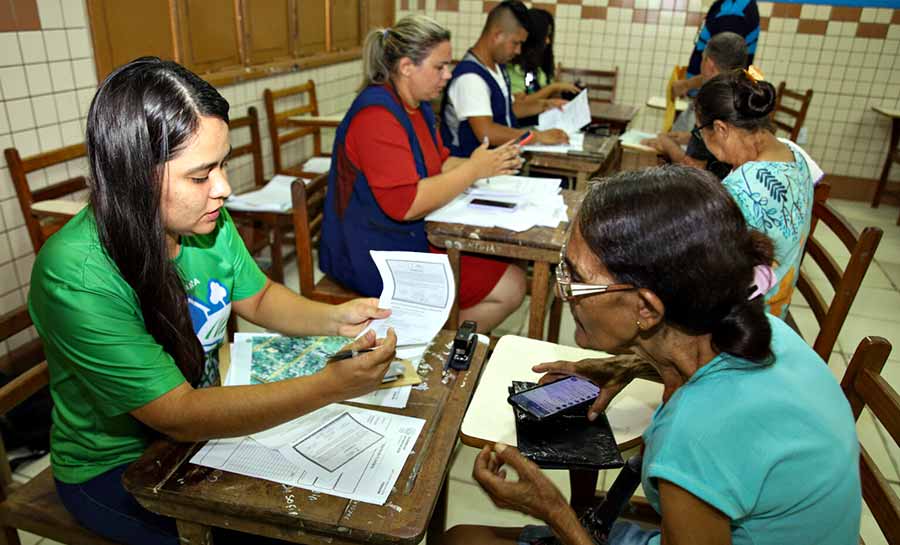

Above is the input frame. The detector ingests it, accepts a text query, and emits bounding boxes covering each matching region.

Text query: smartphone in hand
[513,131,534,146]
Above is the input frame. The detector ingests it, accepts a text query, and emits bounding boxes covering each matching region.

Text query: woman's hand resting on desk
[323,329,398,399]
[469,139,523,177]
[533,354,659,421]
[331,297,391,337]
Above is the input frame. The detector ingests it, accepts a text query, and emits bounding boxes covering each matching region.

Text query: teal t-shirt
[641,315,861,545]
[29,207,266,483]
[722,145,813,318]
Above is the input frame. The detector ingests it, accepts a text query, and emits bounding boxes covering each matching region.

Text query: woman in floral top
[694,70,820,318]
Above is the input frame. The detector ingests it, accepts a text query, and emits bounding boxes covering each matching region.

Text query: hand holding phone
[507,376,600,420]
[512,131,534,146]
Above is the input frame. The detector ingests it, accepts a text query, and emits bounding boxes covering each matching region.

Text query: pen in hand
[328,348,377,361]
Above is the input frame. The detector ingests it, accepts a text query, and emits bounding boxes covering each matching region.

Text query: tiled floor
[11,197,900,544]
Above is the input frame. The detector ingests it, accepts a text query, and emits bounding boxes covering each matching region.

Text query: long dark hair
[695,69,776,133]
[516,8,555,79]
[579,165,775,363]
[86,57,230,385]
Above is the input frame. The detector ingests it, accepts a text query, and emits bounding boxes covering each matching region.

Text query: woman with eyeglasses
[693,69,820,319]
[440,166,860,545]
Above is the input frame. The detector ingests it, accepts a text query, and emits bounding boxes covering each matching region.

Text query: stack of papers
[427,175,567,232]
[536,89,591,134]
[521,131,584,154]
[225,175,306,212]
[301,157,332,173]
[192,404,425,505]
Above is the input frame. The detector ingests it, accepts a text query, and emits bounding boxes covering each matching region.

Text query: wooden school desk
[426,190,583,341]
[589,102,640,134]
[123,330,488,545]
[460,335,665,512]
[523,134,621,191]
[871,105,900,224]
[286,113,344,129]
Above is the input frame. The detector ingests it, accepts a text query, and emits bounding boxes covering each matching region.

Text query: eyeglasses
[691,120,715,142]
[555,242,635,302]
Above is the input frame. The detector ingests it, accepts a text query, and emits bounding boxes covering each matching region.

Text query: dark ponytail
[579,165,775,364]
[696,69,776,133]
[87,57,230,386]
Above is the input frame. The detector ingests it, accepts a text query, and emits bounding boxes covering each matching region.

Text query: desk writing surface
[461,335,663,451]
[287,113,345,127]
[873,105,900,119]
[31,199,87,217]
[123,330,487,545]
[646,96,688,112]
[589,102,639,125]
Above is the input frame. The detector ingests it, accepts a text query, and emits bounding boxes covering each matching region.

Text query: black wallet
[510,381,624,471]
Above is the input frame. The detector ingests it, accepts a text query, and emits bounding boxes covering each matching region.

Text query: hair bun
[733,77,776,119]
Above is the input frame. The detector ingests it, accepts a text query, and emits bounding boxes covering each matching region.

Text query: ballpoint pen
[327,347,376,361]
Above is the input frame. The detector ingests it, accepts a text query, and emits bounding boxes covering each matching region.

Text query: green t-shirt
[507,64,549,96]
[28,207,266,484]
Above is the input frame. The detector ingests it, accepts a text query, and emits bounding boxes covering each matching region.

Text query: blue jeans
[55,464,179,545]
[518,521,660,545]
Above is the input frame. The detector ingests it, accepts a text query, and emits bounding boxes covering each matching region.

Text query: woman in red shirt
[321,15,526,333]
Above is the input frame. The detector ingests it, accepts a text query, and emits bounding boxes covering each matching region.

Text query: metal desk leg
[569,468,600,515]
[528,262,551,339]
[176,520,213,545]
[872,117,900,208]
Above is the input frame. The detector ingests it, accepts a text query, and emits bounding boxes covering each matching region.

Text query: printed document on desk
[618,130,658,153]
[469,175,561,199]
[360,251,454,347]
[427,192,568,232]
[225,175,306,212]
[192,404,425,505]
[537,89,591,134]
[520,132,584,153]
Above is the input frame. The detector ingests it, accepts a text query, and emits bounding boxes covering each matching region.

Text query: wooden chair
[227,107,297,284]
[0,304,118,545]
[290,176,359,304]
[263,80,337,178]
[795,183,883,360]
[4,144,88,253]
[772,82,813,142]
[557,65,618,105]
[840,336,899,545]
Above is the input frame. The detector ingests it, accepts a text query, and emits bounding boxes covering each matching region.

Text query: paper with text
[537,89,591,134]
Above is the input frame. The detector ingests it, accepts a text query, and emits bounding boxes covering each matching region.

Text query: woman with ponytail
[28,57,399,545]
[694,69,820,318]
[444,166,860,545]
[320,15,527,334]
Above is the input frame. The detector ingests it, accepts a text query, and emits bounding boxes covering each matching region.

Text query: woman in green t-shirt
[28,57,398,545]
[508,8,579,126]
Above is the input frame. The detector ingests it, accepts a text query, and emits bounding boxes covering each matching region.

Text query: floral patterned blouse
[722,143,815,318]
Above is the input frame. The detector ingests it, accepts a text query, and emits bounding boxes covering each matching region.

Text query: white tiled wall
[0,0,361,356]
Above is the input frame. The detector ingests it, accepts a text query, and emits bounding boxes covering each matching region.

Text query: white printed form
[192,404,424,505]
[363,251,455,346]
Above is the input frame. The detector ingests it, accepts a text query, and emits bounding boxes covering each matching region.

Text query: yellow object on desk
[663,65,687,132]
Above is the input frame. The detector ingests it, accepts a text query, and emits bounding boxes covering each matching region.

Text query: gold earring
[636,320,642,330]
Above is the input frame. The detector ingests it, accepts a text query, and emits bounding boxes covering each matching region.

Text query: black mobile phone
[468,198,518,211]
[507,376,600,420]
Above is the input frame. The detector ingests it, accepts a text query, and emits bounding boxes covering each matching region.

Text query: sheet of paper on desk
[618,130,658,153]
[224,175,307,212]
[537,89,591,134]
[225,332,412,409]
[211,403,425,505]
[360,251,454,347]
[427,192,568,232]
[301,157,332,173]
[520,131,584,153]
[604,395,658,438]
[469,175,561,199]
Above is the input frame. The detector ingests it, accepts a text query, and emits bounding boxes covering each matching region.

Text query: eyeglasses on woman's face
[555,242,635,302]
[691,120,715,142]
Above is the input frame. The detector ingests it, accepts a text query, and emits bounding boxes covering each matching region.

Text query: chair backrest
[4,143,88,252]
[840,336,899,545]
[0,304,49,497]
[772,82,813,142]
[796,183,883,360]
[263,80,322,175]
[557,65,618,104]
[227,106,264,188]
[291,174,328,298]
